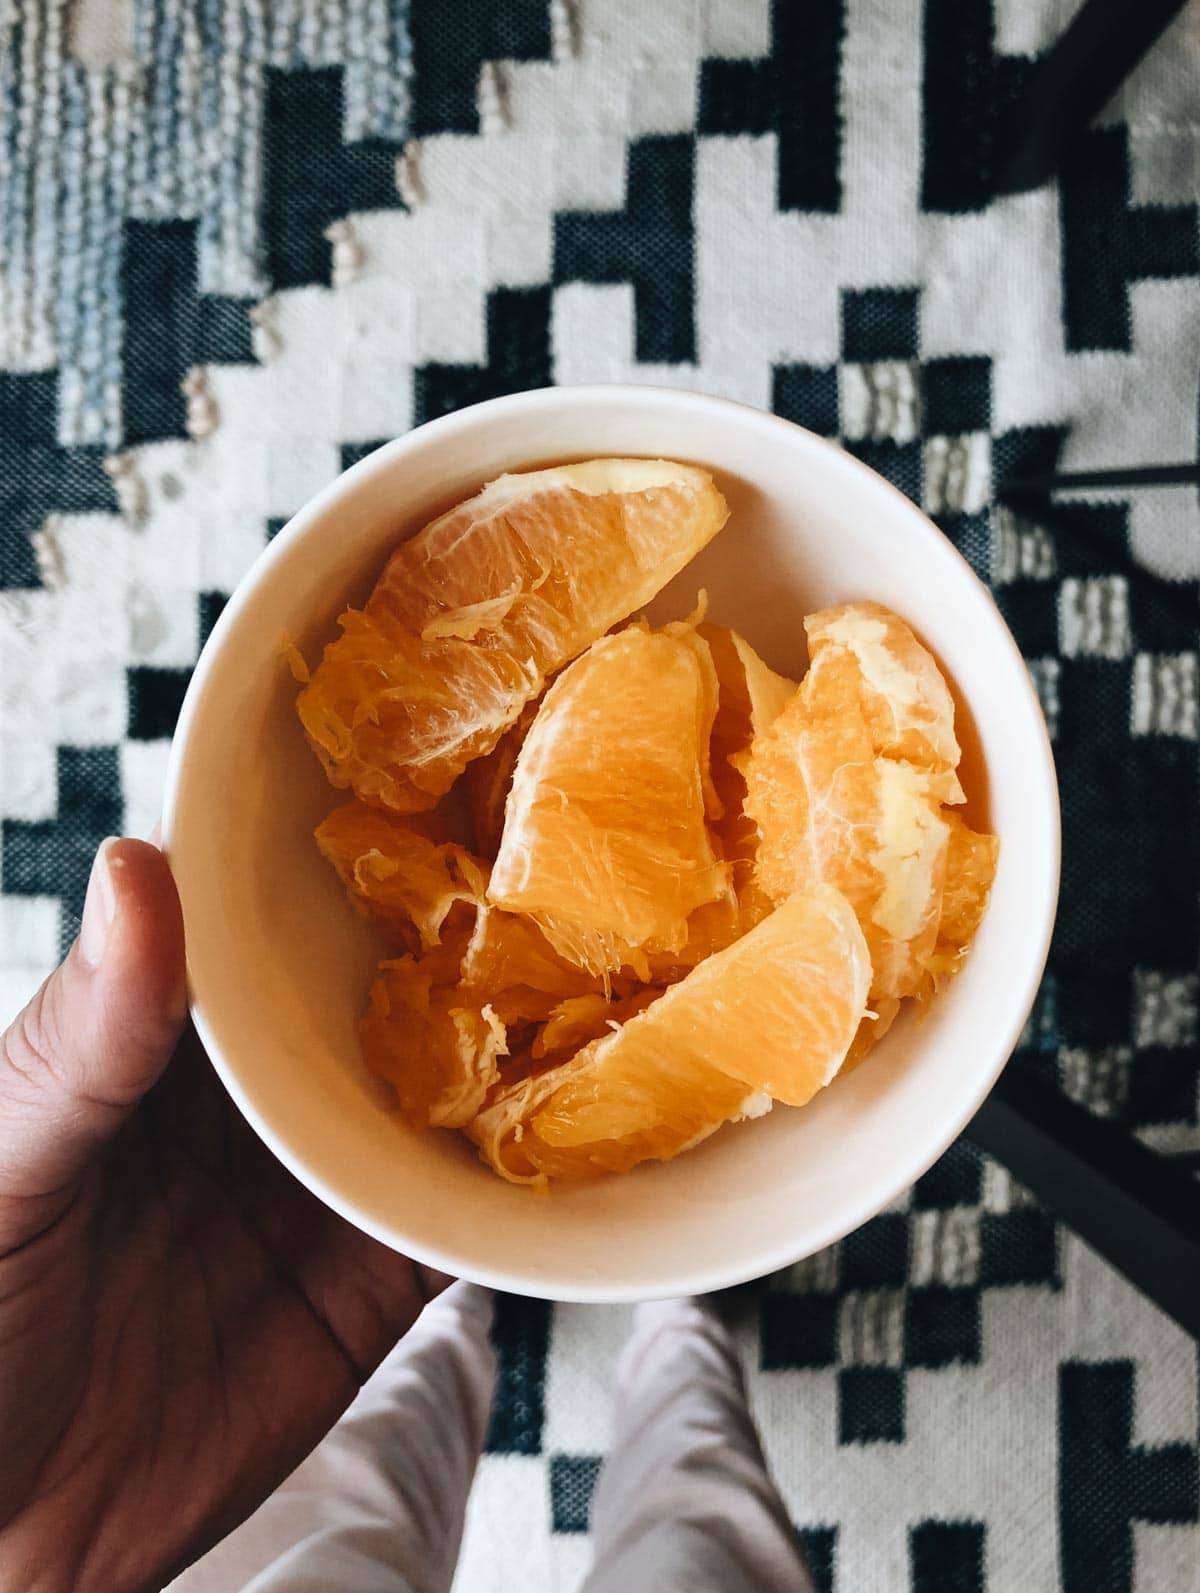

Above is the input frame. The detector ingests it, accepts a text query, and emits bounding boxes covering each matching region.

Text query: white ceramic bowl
[163,386,1059,1302]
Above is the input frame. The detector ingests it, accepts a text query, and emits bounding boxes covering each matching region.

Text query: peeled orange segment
[360,958,507,1128]
[469,888,870,1185]
[803,602,962,773]
[743,680,955,1003]
[466,1058,751,1186]
[631,885,870,1108]
[315,800,488,952]
[488,624,732,978]
[459,904,603,1025]
[466,1014,756,1187]
[296,460,729,813]
[740,600,991,1005]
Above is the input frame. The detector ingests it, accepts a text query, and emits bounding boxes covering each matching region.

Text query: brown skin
[0,840,445,1592]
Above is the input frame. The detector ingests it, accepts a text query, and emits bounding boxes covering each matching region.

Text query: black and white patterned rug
[1,2,1198,1588]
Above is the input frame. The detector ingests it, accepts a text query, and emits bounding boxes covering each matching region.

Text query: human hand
[0,839,445,1592]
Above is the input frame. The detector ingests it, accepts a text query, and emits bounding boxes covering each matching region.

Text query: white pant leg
[169,1282,496,1593]
[582,1298,813,1593]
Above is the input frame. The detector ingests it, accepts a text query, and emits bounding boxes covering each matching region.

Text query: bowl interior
[165,388,1058,1301]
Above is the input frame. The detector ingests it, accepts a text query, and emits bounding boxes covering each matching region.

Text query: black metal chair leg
[967,1068,1200,1339]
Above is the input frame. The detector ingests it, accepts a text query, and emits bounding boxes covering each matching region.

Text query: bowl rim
[162,382,1062,1302]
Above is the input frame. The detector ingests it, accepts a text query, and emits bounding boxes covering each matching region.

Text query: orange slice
[488,623,732,978]
[315,799,488,952]
[297,460,728,813]
[742,603,989,1005]
[468,887,869,1185]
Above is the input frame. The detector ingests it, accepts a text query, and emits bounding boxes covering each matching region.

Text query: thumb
[0,837,186,1247]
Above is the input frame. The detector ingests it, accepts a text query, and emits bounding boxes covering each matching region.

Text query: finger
[0,838,187,1245]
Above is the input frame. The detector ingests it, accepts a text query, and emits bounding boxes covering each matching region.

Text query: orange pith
[300,466,998,1187]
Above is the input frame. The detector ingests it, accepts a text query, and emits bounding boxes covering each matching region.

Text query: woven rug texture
[1,2,1199,1589]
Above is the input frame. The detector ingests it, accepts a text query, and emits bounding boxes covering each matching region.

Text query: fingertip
[94,837,189,1046]
[0,839,189,1224]
[102,834,181,899]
